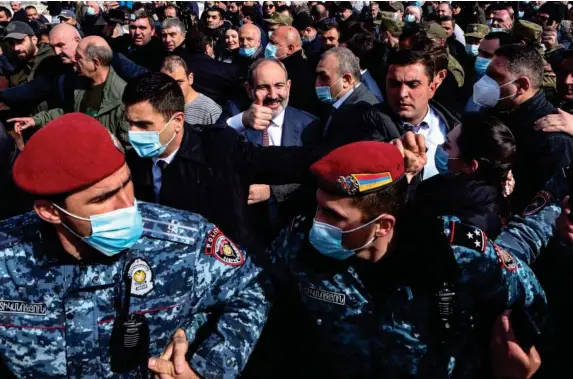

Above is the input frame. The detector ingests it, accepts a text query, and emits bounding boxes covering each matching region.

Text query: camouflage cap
[465,23,490,39]
[375,14,404,35]
[263,12,293,26]
[512,20,542,43]
[425,23,448,40]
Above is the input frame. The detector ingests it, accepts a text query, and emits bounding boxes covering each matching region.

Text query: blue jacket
[243,107,319,147]
[0,202,270,378]
[361,69,383,103]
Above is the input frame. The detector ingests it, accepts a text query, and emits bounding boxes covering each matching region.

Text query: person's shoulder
[0,211,42,252]
[137,201,252,272]
[286,106,319,122]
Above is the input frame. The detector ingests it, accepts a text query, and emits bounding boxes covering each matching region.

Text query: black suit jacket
[306,84,386,147]
[127,123,323,251]
[184,54,242,105]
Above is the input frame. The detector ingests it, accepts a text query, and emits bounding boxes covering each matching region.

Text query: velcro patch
[0,300,46,315]
[449,221,487,253]
[493,243,517,272]
[205,227,244,266]
[523,190,553,216]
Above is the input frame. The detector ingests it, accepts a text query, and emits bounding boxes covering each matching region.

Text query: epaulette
[139,202,207,246]
[289,213,313,234]
[522,190,554,217]
[444,218,487,254]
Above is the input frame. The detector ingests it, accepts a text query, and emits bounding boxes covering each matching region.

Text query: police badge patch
[127,258,154,297]
[205,227,244,266]
[493,243,517,272]
[523,190,553,216]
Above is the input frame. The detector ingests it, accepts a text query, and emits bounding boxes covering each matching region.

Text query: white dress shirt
[402,106,448,180]
[227,108,286,146]
[152,148,179,202]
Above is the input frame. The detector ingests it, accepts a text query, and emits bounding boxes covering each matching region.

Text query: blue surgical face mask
[86,6,96,16]
[474,56,491,76]
[404,14,416,23]
[465,44,479,57]
[268,31,273,38]
[53,202,143,257]
[491,27,505,33]
[309,214,384,260]
[239,46,257,57]
[435,145,451,174]
[533,5,540,11]
[315,76,343,104]
[128,114,177,158]
[264,43,279,58]
[518,10,525,18]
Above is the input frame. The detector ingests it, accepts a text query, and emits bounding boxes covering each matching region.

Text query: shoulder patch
[523,190,553,217]
[205,227,244,266]
[493,243,517,272]
[448,221,487,253]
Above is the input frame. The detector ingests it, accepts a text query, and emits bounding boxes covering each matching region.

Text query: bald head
[239,23,261,49]
[76,35,113,80]
[269,26,302,59]
[50,23,82,64]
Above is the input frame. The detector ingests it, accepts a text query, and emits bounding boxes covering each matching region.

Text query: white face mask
[473,74,518,108]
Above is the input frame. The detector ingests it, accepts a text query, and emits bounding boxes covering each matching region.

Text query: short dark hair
[352,176,408,221]
[122,72,185,121]
[319,19,340,34]
[247,58,288,87]
[24,5,37,12]
[458,113,516,184]
[276,5,291,15]
[0,6,12,18]
[35,23,52,40]
[345,32,376,70]
[186,30,215,54]
[484,31,515,46]
[206,6,224,19]
[161,55,190,76]
[494,44,543,90]
[538,2,564,25]
[438,15,455,25]
[387,43,436,81]
[241,6,261,24]
[132,9,154,27]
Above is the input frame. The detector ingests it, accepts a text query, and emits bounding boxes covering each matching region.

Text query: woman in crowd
[411,114,516,238]
[219,25,240,63]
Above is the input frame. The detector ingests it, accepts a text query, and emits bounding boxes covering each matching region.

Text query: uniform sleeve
[449,221,546,312]
[189,228,271,378]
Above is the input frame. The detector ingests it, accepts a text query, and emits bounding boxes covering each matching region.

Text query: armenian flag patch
[336,172,393,195]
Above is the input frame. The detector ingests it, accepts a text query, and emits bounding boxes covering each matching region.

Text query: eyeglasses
[264,4,275,9]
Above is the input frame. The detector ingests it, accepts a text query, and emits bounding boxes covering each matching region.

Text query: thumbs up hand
[241,93,274,131]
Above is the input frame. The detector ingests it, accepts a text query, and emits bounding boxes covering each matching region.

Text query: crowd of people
[2,0,573,378]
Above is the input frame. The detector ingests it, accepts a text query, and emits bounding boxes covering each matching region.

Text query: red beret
[13,113,125,196]
[310,141,405,196]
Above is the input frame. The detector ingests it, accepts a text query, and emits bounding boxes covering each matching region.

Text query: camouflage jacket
[264,201,560,378]
[0,202,270,379]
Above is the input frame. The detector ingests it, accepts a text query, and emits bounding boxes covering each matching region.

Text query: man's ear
[188,72,194,86]
[375,214,396,238]
[515,76,531,95]
[31,35,38,46]
[342,72,354,88]
[34,200,62,225]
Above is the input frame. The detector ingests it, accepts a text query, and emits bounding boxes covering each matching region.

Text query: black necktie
[157,160,168,172]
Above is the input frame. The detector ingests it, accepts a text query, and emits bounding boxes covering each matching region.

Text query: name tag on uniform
[0,300,47,315]
[299,285,346,306]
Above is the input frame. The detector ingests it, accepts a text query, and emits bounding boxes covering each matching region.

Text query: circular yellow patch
[133,270,146,283]
[222,244,234,257]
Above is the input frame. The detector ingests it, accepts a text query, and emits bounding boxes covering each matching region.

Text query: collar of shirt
[332,82,361,109]
[152,147,180,167]
[402,105,437,132]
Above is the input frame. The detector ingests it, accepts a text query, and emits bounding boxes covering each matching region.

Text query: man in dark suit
[124,72,322,252]
[224,58,322,235]
[307,46,400,147]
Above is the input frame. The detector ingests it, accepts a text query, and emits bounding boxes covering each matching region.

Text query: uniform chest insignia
[448,221,487,253]
[299,284,346,306]
[127,258,154,297]
[523,190,553,216]
[205,227,244,266]
[0,300,46,315]
[493,243,517,272]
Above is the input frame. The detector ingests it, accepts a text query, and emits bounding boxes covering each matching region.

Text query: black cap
[3,21,34,40]
[338,2,353,11]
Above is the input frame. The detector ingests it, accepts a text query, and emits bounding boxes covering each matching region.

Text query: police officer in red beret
[261,136,555,378]
[0,113,269,379]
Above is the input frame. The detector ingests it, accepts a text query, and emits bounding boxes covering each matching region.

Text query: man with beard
[4,21,59,88]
